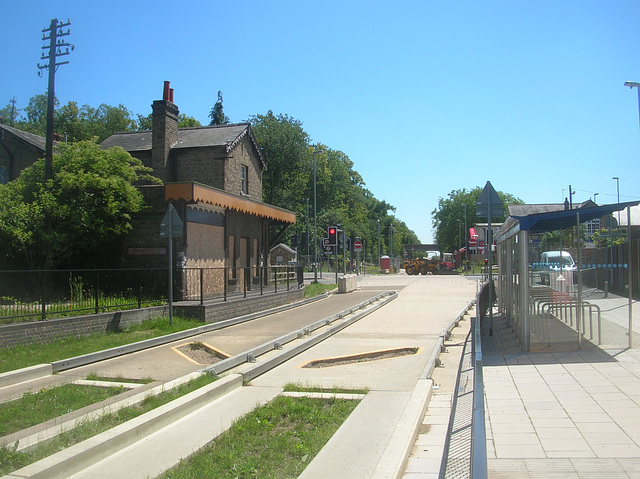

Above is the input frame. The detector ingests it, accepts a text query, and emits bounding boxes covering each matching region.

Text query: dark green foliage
[208,91,230,126]
[431,187,523,252]
[248,112,419,261]
[0,140,160,268]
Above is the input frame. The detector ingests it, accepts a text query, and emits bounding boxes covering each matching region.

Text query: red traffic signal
[327,226,337,246]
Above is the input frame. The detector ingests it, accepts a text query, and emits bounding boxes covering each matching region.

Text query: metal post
[520,229,530,352]
[464,203,468,269]
[94,271,99,314]
[313,156,317,282]
[306,198,310,268]
[313,150,323,283]
[629,206,633,348]
[576,212,582,349]
[335,245,338,284]
[377,219,381,266]
[200,268,204,305]
[487,194,493,335]
[168,215,173,326]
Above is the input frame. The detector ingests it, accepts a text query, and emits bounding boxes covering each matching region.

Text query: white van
[539,250,577,286]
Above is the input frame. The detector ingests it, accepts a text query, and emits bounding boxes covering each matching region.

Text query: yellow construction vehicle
[403,251,441,275]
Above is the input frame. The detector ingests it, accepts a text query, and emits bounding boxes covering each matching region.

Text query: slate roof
[101,123,266,168]
[507,200,596,217]
[0,124,47,151]
[508,204,564,216]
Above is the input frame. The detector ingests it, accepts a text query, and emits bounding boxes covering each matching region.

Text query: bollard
[604,280,608,298]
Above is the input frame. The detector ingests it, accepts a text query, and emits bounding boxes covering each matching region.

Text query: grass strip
[0,373,215,475]
[283,382,369,395]
[0,316,203,373]
[303,282,336,298]
[0,383,124,438]
[159,395,359,479]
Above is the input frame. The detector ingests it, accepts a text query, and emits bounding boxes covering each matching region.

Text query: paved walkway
[403,288,640,479]
[482,313,640,479]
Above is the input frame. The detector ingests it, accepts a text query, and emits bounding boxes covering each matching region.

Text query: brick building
[0,123,50,185]
[1,83,295,299]
[101,82,296,297]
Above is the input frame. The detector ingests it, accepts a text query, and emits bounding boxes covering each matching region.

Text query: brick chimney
[152,81,179,182]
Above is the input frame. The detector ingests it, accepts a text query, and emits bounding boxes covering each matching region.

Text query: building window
[241,165,248,195]
[585,218,600,236]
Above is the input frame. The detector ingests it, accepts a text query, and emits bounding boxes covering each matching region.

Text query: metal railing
[0,265,304,323]
[439,287,488,479]
[181,265,303,304]
[0,268,167,322]
[529,286,602,345]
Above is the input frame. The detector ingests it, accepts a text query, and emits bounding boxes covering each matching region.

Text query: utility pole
[9,97,17,127]
[38,18,74,182]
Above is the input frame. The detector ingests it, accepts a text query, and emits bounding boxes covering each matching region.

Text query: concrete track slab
[2,274,479,478]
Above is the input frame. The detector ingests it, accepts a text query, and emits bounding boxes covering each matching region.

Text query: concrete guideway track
[3,275,478,479]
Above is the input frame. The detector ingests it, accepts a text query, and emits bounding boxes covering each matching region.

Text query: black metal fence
[179,265,303,304]
[0,268,168,323]
[0,265,304,323]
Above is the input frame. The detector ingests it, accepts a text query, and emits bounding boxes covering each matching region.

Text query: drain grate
[301,347,419,369]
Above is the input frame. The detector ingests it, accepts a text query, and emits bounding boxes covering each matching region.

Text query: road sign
[476,181,503,218]
[160,204,183,237]
[354,239,362,251]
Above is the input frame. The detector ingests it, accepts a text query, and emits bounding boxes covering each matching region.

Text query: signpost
[476,181,503,336]
[354,238,362,275]
[160,204,183,326]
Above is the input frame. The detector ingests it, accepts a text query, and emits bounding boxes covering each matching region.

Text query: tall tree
[431,187,523,253]
[0,140,159,269]
[20,93,54,135]
[248,111,310,210]
[209,91,230,126]
[137,113,202,131]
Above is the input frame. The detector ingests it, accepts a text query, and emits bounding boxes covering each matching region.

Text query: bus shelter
[494,201,639,353]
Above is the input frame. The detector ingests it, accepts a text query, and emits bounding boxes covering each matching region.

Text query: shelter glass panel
[496,205,637,354]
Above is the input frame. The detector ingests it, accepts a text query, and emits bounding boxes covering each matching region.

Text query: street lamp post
[613,176,620,227]
[463,203,468,269]
[624,81,640,145]
[389,224,393,271]
[377,219,381,266]
[313,150,323,283]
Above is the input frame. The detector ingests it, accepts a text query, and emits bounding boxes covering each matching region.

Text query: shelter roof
[497,201,640,242]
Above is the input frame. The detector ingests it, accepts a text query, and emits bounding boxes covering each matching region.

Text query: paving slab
[484,314,640,479]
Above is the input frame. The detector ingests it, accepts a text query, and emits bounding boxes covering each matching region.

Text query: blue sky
[2,1,640,242]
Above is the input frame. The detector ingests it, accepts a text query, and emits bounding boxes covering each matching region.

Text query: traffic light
[327,226,337,246]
